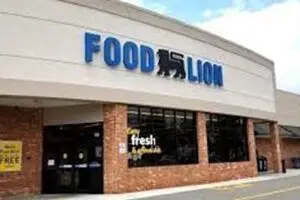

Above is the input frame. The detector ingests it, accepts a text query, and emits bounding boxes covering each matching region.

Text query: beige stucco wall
[0,0,276,120]
[43,104,103,125]
[276,90,300,126]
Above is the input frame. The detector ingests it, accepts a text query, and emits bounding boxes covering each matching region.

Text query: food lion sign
[0,140,22,172]
[84,32,224,87]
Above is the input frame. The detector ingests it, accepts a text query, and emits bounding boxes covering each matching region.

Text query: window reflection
[206,113,249,163]
[127,106,198,167]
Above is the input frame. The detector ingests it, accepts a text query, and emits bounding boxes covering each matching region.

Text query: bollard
[282,159,286,173]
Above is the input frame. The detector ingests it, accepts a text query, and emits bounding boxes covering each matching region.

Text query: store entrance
[42,123,103,194]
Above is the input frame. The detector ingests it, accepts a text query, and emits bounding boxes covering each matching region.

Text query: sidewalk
[10,169,300,200]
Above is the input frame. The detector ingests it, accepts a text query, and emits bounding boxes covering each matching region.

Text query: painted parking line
[234,185,300,200]
[213,183,252,191]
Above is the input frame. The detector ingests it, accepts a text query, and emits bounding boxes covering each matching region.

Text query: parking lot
[6,171,300,200]
[136,175,300,200]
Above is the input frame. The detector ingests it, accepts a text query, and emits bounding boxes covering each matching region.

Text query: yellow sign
[0,140,22,172]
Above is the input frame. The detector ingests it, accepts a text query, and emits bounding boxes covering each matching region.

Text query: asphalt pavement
[6,171,300,200]
[135,175,300,200]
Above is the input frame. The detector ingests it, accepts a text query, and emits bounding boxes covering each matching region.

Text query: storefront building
[255,90,300,170]
[0,0,296,198]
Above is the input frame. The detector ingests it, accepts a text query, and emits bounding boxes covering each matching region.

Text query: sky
[120,0,300,94]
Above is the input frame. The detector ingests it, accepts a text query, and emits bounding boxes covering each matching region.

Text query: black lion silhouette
[157,49,186,79]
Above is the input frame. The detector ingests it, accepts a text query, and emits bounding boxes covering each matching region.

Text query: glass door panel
[42,123,103,194]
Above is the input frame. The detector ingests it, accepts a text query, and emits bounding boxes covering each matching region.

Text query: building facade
[0,0,296,198]
[255,90,300,170]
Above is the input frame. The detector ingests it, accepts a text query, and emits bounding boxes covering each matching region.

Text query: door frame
[41,122,104,194]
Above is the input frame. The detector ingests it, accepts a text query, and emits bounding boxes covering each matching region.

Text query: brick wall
[256,137,300,169]
[255,138,274,170]
[125,162,256,192]
[103,104,128,193]
[0,104,260,198]
[281,138,300,168]
[103,104,258,193]
[0,106,42,199]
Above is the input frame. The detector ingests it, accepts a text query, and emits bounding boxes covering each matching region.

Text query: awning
[254,122,300,138]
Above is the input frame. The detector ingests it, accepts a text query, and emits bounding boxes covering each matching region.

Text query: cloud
[119,0,169,15]
[195,0,300,93]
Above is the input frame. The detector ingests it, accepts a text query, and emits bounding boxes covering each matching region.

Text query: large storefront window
[206,113,249,163]
[127,106,198,167]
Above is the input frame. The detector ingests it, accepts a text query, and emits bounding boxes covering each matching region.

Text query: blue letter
[104,37,121,67]
[187,57,197,82]
[203,61,213,85]
[140,45,154,73]
[213,64,223,86]
[197,59,203,83]
[123,41,138,70]
[85,32,100,63]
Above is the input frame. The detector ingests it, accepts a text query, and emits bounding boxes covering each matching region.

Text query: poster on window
[127,106,199,167]
[127,128,162,161]
[0,140,22,172]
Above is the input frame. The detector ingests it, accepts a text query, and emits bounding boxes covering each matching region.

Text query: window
[127,106,198,167]
[206,113,249,163]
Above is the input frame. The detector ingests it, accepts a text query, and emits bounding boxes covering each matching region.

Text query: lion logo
[157,49,186,79]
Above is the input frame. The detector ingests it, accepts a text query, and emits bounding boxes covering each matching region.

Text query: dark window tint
[127,106,198,167]
[206,113,249,163]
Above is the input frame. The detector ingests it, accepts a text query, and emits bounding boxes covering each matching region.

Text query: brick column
[269,122,282,173]
[34,109,43,194]
[103,104,128,193]
[0,107,43,198]
[197,112,208,163]
[247,119,258,175]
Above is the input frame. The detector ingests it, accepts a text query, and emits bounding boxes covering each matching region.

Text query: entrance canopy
[0,96,92,108]
[255,122,300,138]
